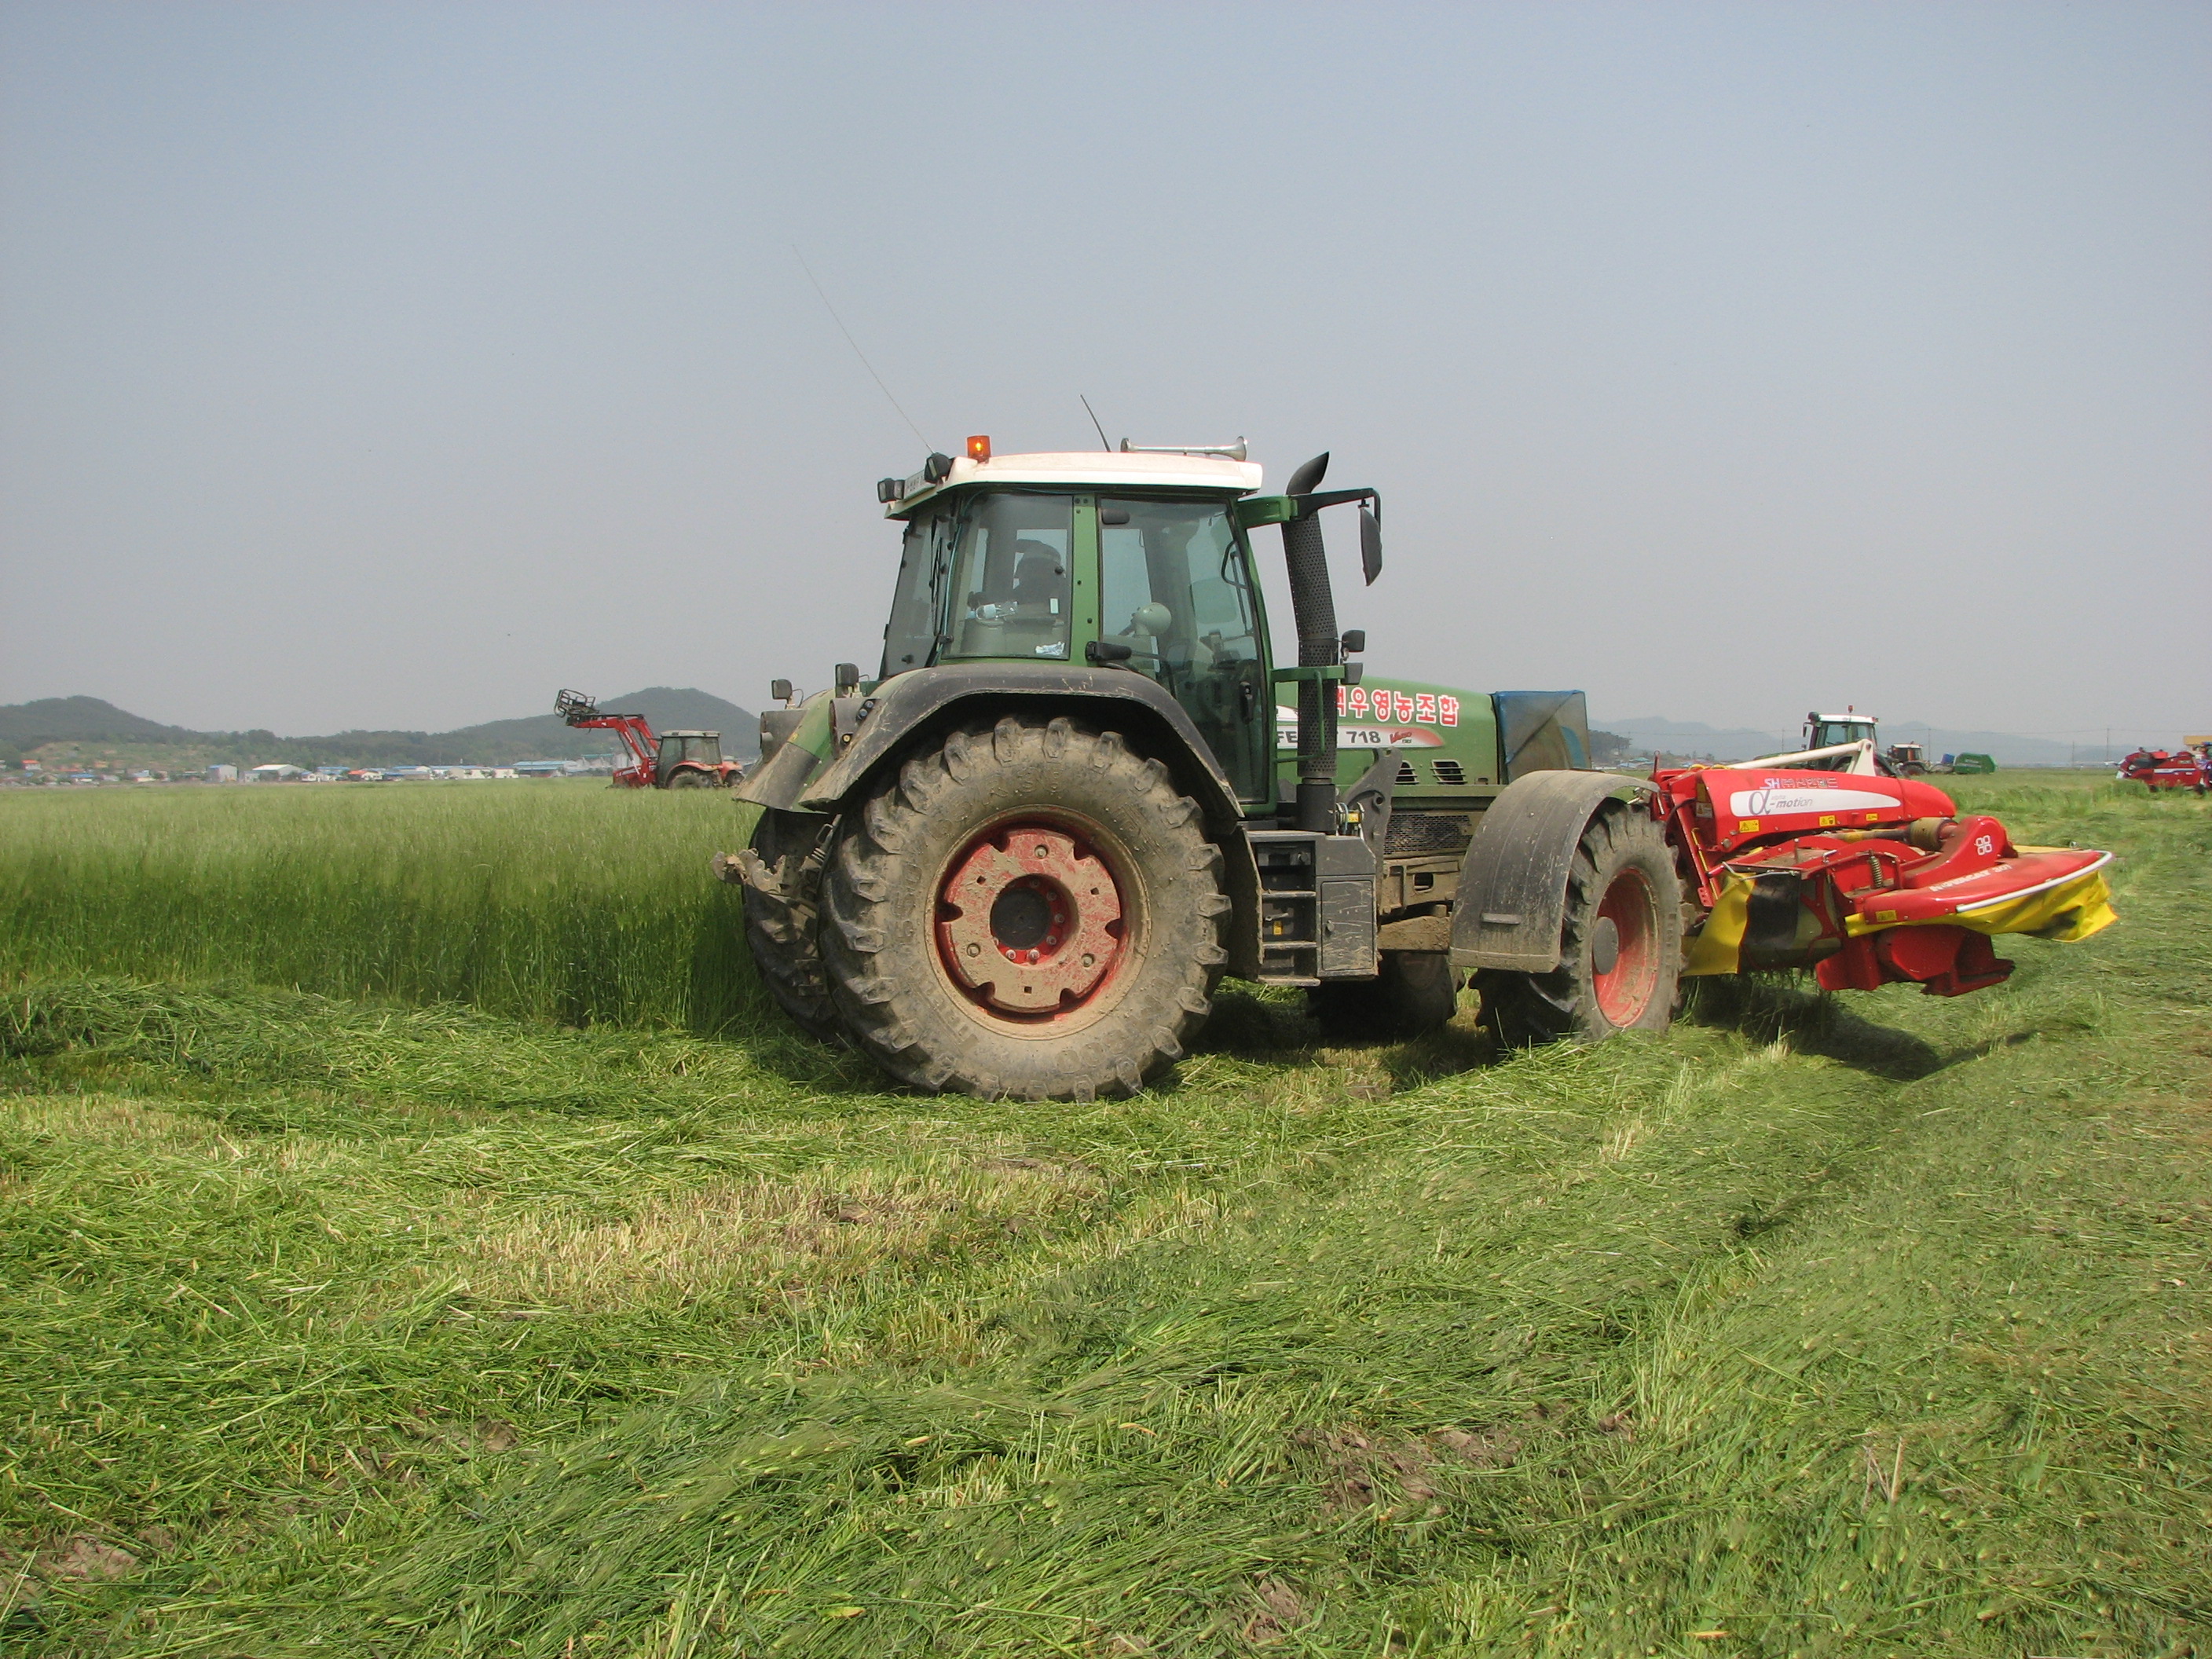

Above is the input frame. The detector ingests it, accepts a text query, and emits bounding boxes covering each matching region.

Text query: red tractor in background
[2119,745,2209,795]
[555,690,742,789]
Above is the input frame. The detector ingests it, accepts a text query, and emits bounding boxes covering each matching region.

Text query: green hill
[0,695,209,752]
[0,690,758,770]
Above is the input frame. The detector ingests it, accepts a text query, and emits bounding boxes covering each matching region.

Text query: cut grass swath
[0,772,2206,1654]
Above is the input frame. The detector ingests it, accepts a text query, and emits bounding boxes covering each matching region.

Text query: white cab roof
[888,449,1264,518]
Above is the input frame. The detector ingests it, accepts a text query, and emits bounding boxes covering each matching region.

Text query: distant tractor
[1885,742,1929,776]
[717,436,2115,1101]
[555,690,742,789]
[1777,711,1930,776]
[2118,746,2207,795]
[1804,709,1881,753]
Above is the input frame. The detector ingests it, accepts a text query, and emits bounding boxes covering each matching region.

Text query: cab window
[944,493,1072,661]
[879,508,950,681]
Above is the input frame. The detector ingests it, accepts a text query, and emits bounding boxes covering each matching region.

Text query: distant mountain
[1600,716,2083,767]
[0,689,758,768]
[1604,717,1793,760]
[0,695,211,750]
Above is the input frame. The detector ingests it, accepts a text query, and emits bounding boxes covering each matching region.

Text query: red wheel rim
[1591,866,1661,1027]
[936,819,1128,1022]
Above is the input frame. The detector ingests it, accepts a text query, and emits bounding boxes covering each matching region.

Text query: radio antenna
[792,247,932,450]
[1079,394,1111,452]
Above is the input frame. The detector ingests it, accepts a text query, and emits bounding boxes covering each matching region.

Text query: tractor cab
[1755,709,1891,775]
[1805,711,1881,752]
[875,441,1278,800]
[656,731,724,775]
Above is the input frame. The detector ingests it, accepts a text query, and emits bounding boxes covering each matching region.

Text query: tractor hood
[1275,679,1595,801]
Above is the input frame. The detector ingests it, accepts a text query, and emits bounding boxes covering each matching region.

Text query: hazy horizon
[4,2,2207,745]
[0,689,2150,764]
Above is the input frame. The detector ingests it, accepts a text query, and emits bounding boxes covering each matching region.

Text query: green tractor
[722,438,1679,1098]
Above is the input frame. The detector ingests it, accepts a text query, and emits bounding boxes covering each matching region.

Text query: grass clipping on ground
[1,773,2207,1656]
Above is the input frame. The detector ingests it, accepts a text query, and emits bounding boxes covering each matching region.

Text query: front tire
[819,716,1229,1100]
[1478,804,1683,1046]
[738,808,840,1041]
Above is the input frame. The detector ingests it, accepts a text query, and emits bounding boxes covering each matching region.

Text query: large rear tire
[1310,951,1462,1039]
[1477,804,1683,1047]
[738,808,840,1041]
[819,716,1229,1100]
[667,768,714,789]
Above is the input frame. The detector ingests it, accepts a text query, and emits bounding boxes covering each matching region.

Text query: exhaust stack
[1280,452,1340,833]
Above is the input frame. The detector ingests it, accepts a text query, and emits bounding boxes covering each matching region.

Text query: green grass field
[2,775,2207,1657]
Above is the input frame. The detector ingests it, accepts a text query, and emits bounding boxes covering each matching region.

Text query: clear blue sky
[3,1,2206,741]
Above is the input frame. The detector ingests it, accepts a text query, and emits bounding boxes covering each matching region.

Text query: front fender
[1449,771,1657,973]
[767,663,1264,979]
[801,664,1240,816]
[733,690,838,813]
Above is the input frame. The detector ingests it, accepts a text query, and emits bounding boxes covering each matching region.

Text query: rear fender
[764,664,1264,979]
[1449,771,1659,973]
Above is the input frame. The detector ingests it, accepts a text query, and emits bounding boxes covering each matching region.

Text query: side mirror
[770,679,793,705]
[1360,506,1382,585]
[833,663,860,695]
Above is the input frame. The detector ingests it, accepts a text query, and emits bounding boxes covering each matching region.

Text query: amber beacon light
[966,434,991,462]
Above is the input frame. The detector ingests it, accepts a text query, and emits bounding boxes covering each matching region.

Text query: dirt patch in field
[1240,1576,1310,1644]
[2,1533,142,1588]
[1298,1423,1522,1514]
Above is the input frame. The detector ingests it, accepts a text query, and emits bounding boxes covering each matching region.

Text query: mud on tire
[1478,803,1683,1047]
[819,715,1229,1101]
[738,807,840,1041]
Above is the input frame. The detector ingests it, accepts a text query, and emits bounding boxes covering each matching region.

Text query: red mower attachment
[1652,763,2115,999]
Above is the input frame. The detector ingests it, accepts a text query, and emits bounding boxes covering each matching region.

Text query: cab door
[1094,495,1273,802]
